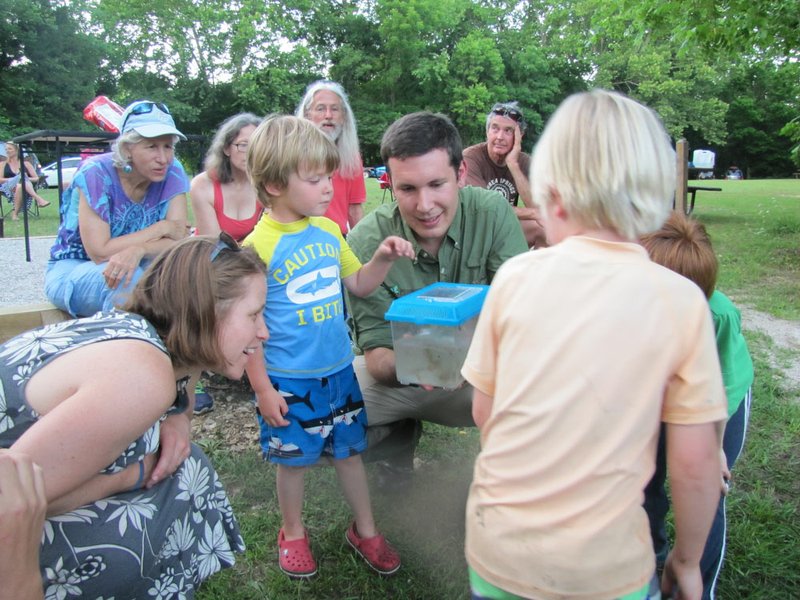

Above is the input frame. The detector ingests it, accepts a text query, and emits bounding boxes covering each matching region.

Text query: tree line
[1,0,798,176]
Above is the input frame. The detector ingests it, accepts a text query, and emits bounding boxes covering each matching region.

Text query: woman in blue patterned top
[1,235,268,598]
[45,100,192,317]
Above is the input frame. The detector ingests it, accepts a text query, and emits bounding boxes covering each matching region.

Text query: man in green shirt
[347,111,528,483]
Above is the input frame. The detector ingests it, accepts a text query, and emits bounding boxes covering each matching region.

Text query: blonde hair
[123,236,266,370]
[247,114,339,208]
[531,89,675,241]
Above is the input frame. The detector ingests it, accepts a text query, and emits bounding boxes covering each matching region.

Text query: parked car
[41,156,82,188]
[365,165,387,178]
[725,166,743,180]
[22,152,49,190]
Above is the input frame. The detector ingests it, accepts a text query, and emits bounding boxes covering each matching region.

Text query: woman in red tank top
[190,113,263,242]
[189,113,263,415]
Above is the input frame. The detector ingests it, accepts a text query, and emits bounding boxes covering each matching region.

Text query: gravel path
[739,306,800,390]
[0,235,797,390]
[0,236,51,306]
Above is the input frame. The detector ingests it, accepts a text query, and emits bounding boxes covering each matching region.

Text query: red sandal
[345,522,401,575]
[278,528,317,578]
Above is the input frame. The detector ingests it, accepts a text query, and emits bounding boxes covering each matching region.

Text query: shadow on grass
[197,326,800,599]
[199,422,478,600]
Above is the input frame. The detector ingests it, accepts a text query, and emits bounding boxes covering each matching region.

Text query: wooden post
[675,138,688,214]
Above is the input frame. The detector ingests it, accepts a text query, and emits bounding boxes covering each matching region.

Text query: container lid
[384,282,489,325]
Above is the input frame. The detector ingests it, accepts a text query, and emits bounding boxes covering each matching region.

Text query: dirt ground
[739,306,800,390]
[194,306,799,450]
[192,374,261,454]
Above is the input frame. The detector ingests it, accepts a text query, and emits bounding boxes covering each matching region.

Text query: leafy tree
[781,118,800,170]
[528,0,730,144]
[91,0,306,82]
[446,31,505,141]
[305,0,565,154]
[352,100,403,166]
[5,0,790,179]
[622,0,799,62]
[496,28,565,143]
[714,61,798,177]
[0,0,104,136]
[233,49,323,118]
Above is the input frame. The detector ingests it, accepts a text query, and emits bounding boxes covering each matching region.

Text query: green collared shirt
[347,186,528,351]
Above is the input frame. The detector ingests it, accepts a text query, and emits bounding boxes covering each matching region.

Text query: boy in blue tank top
[243,115,414,580]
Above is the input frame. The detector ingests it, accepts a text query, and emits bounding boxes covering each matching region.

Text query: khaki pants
[353,355,475,464]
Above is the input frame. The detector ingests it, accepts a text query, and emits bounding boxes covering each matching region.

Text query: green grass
[197,427,480,599]
[719,339,800,598]
[200,362,799,600]
[12,177,800,599]
[690,180,800,320]
[191,178,799,599]
[1,187,61,238]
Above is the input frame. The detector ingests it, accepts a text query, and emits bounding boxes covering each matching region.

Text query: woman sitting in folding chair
[2,142,50,219]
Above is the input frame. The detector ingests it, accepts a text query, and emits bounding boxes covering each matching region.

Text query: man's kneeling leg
[363,419,423,490]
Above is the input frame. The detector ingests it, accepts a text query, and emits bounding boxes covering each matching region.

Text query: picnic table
[685,185,722,215]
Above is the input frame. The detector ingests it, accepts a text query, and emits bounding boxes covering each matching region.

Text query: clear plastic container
[385,283,489,389]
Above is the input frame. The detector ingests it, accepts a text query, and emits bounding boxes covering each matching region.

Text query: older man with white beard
[296,80,367,236]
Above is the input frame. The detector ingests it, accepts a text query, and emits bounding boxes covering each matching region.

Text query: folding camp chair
[0,177,38,219]
[379,171,393,202]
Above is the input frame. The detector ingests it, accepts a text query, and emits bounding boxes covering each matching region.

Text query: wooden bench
[0,302,70,343]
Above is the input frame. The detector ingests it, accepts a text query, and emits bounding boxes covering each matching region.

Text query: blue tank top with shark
[244,214,362,378]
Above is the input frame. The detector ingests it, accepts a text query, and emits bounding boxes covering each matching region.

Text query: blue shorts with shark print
[257,364,368,467]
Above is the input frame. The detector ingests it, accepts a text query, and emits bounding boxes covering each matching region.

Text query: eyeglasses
[312,103,342,115]
[210,231,240,261]
[490,104,527,133]
[231,142,249,153]
[120,101,171,133]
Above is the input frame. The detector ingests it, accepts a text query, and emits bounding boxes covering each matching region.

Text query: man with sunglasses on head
[296,80,367,237]
[463,101,546,248]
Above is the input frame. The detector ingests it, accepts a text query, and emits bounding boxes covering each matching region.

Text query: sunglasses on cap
[490,104,527,133]
[210,231,241,262]
[120,101,172,133]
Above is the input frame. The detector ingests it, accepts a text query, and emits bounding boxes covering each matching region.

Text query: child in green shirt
[641,211,754,600]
